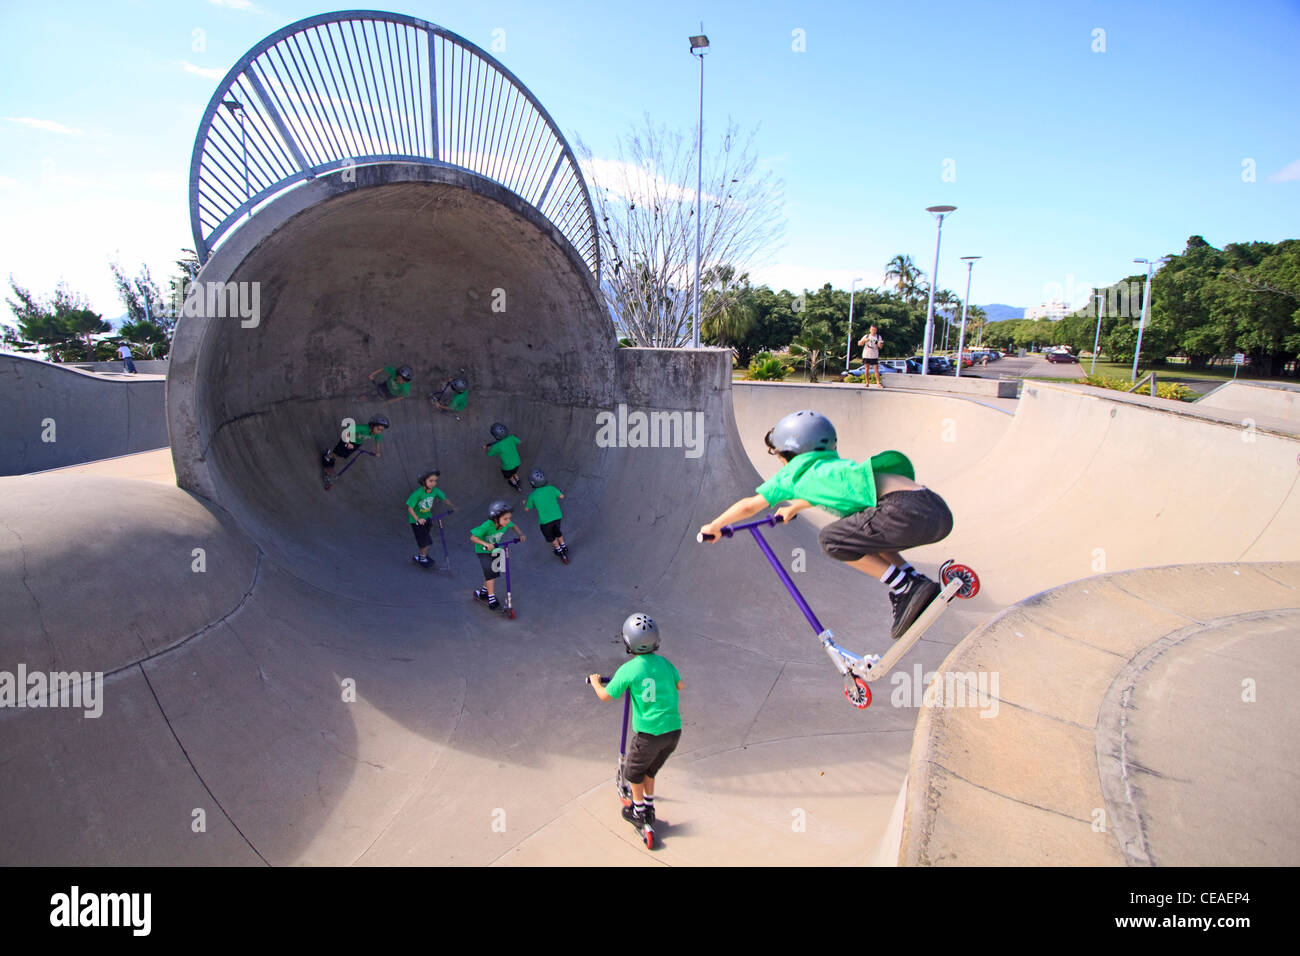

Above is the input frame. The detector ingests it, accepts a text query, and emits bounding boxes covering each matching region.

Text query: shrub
[748,355,788,381]
[1075,375,1196,402]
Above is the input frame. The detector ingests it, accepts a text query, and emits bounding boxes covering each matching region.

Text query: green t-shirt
[606,654,682,735]
[487,435,522,471]
[383,366,411,397]
[470,518,519,553]
[525,485,563,524]
[448,390,468,411]
[756,449,914,516]
[347,423,386,444]
[405,485,446,524]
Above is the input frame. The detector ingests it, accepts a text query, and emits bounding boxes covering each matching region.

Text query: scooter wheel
[643,827,654,850]
[507,608,515,619]
[941,562,980,598]
[844,676,872,709]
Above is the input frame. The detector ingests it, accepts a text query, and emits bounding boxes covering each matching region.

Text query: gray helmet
[450,377,467,393]
[368,414,390,430]
[767,410,836,456]
[488,499,512,520]
[397,365,413,380]
[489,422,509,440]
[621,613,660,655]
[528,468,546,488]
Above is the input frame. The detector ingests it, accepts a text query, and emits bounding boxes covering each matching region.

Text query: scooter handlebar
[697,512,792,543]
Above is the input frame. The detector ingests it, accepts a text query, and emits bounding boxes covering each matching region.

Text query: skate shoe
[474,587,489,601]
[890,574,941,641]
[487,595,500,610]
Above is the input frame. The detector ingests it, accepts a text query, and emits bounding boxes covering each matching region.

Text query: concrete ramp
[0,353,167,475]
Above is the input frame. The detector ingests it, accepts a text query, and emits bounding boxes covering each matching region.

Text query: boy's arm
[367,368,384,381]
[588,676,613,702]
[699,494,769,542]
[408,506,424,523]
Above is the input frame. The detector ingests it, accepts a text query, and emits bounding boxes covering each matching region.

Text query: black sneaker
[487,595,500,610]
[890,574,940,641]
[474,587,489,601]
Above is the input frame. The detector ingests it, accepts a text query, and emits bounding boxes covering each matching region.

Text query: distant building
[1024,300,1069,321]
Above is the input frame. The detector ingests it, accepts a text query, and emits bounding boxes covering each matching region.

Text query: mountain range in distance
[978,303,1025,321]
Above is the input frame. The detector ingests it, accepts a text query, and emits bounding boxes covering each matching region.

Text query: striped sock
[881,565,909,594]
[633,800,646,818]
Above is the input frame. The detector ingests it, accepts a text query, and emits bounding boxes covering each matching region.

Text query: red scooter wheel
[940,561,980,599]
[843,676,872,709]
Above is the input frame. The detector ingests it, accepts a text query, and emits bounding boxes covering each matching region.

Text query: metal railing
[188,10,599,279]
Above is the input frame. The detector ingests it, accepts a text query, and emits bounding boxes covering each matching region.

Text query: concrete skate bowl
[0,353,167,475]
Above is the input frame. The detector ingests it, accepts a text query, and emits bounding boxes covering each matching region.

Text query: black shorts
[539,519,563,542]
[329,440,357,459]
[864,357,879,366]
[819,488,953,560]
[476,551,502,581]
[412,521,434,549]
[624,728,681,784]
[375,380,393,400]
[501,466,518,480]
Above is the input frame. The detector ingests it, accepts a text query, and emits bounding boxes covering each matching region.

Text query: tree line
[981,236,1299,376]
[687,254,985,381]
[4,251,199,362]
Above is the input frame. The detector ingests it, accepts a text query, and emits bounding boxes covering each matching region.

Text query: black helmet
[528,468,547,488]
[451,377,467,393]
[766,410,835,457]
[417,469,440,484]
[621,613,660,655]
[489,422,509,441]
[368,414,390,430]
[488,500,512,520]
[397,365,413,380]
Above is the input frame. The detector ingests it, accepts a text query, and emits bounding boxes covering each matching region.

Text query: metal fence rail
[188,10,599,278]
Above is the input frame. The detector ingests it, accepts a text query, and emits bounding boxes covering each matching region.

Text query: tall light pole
[1131,256,1167,380]
[222,99,249,211]
[1091,287,1103,376]
[956,256,980,379]
[922,205,956,374]
[846,276,863,370]
[689,32,709,349]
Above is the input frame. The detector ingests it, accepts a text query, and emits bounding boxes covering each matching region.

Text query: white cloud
[0,176,18,190]
[180,61,226,81]
[1267,158,1300,183]
[205,0,259,10]
[2,116,82,135]
[580,156,719,206]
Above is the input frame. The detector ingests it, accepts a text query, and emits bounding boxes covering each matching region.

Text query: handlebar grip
[585,674,613,684]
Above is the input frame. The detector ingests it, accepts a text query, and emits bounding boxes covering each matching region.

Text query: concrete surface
[899,562,1300,866]
[0,353,168,475]
[3,159,1298,866]
[1197,379,1300,421]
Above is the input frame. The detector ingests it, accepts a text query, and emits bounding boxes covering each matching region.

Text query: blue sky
[1,0,1297,320]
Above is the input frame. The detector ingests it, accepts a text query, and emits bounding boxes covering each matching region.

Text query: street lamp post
[846,276,863,371]
[1091,287,1103,376]
[922,205,956,375]
[956,256,981,379]
[689,32,709,349]
[222,99,250,211]
[1131,257,1167,380]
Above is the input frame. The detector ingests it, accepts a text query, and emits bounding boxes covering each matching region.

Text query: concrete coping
[895,560,1300,866]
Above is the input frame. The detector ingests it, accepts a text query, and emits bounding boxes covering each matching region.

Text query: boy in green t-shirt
[482,422,523,491]
[405,470,457,568]
[699,409,954,642]
[432,376,469,416]
[469,500,525,610]
[320,414,388,488]
[365,364,413,403]
[523,468,568,562]
[588,614,683,845]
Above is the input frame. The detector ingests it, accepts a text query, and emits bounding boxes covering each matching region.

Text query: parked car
[1045,350,1078,363]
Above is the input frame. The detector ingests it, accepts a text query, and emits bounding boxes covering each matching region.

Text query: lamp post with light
[689,32,709,348]
[922,205,956,374]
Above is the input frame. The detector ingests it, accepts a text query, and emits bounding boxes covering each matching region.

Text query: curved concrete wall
[898,561,1300,866]
[0,354,168,475]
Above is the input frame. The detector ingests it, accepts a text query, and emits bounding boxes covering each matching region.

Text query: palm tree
[884,254,926,309]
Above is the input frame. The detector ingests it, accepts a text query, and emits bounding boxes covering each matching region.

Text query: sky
[1,0,1298,323]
